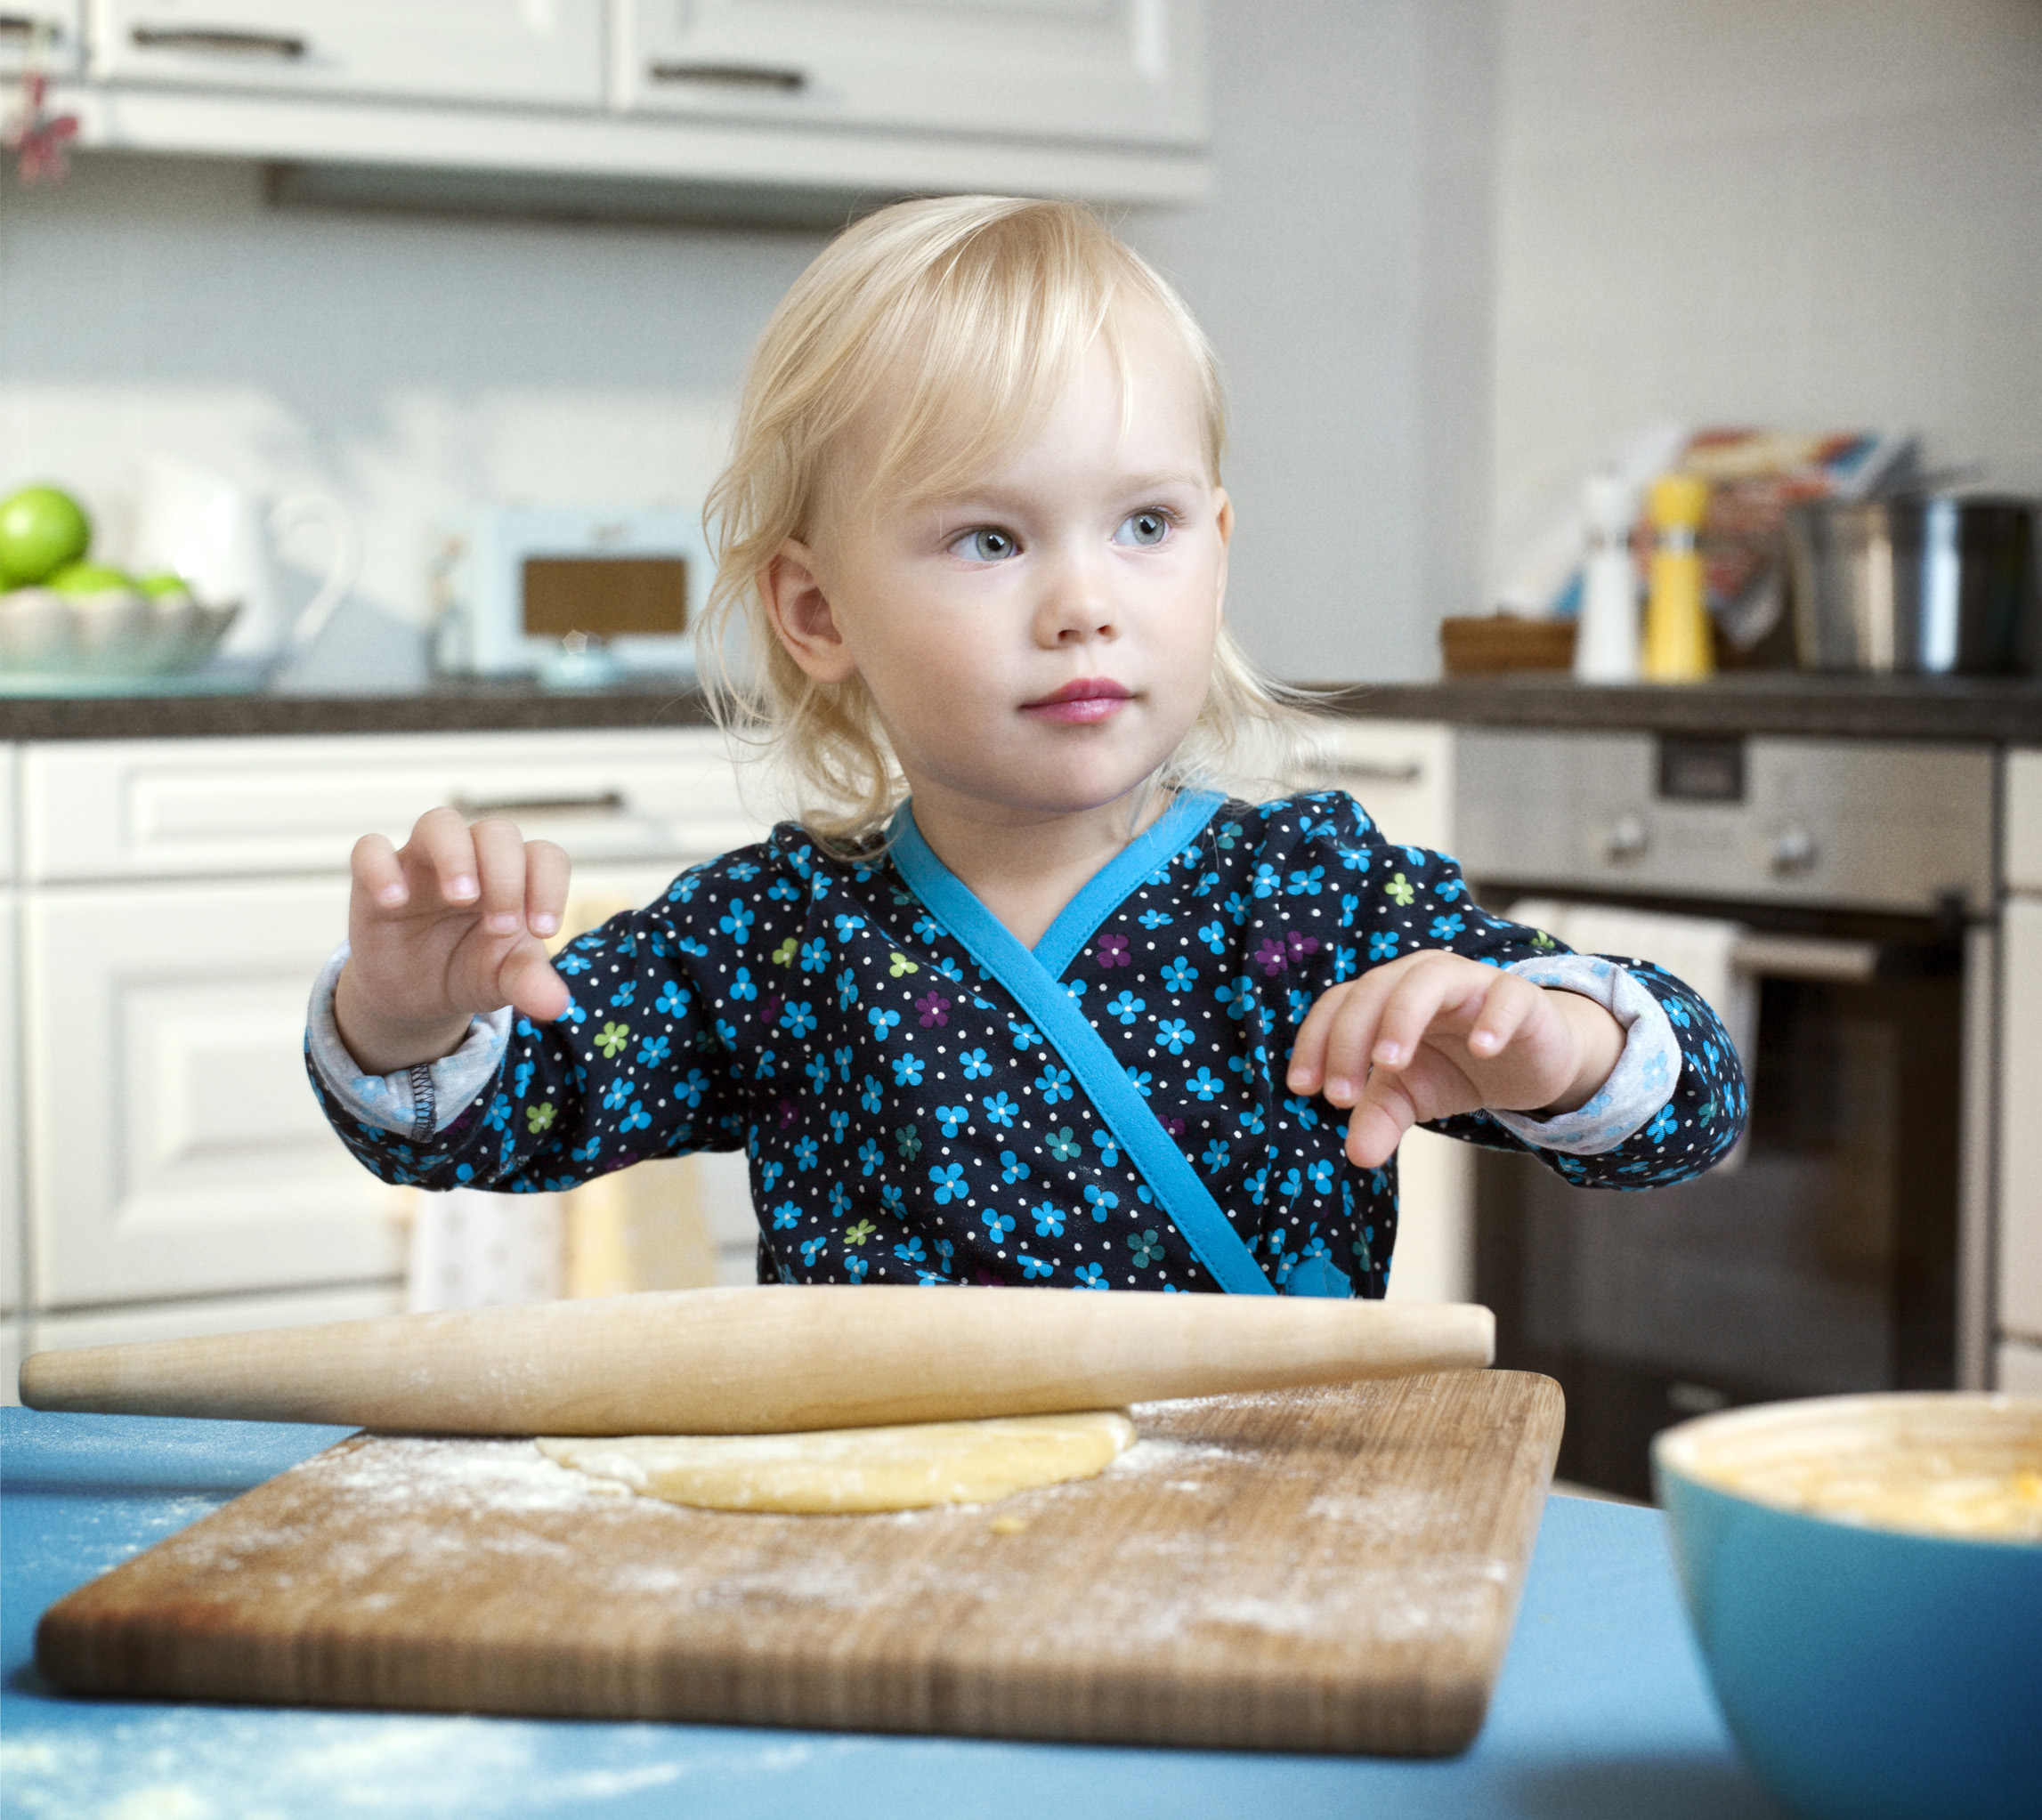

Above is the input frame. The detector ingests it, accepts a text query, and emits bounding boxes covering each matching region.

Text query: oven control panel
[1451,731,1995,916]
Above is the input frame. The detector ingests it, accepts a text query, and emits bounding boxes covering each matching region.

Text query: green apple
[0,485,93,588]
[134,570,193,600]
[45,561,134,595]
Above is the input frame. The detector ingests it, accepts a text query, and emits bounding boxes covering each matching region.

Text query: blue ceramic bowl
[1654,1394,2042,1820]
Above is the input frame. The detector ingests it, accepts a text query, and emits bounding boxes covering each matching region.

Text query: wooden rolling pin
[19,1286,1493,1436]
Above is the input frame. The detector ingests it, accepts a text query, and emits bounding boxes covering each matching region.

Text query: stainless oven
[1453,730,1997,1499]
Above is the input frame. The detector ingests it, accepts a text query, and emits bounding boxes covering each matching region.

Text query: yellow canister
[1643,472,1714,683]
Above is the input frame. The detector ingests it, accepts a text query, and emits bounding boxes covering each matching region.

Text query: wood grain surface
[36,1371,1563,1756]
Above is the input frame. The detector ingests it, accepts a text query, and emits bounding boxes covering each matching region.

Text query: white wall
[1488,0,2042,592]
[0,3,1486,687]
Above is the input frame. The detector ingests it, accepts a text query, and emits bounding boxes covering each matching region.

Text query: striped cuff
[306,944,512,1137]
[1486,953,1681,1155]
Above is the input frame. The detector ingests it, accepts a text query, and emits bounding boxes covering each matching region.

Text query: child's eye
[1114,510,1172,547]
[953,527,1018,563]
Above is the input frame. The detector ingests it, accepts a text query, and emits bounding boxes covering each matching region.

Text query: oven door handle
[1730,934,1880,983]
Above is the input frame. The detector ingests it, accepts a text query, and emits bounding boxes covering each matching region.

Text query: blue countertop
[1,1409,1784,1818]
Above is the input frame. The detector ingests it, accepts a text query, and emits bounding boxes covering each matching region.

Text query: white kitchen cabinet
[30,1281,401,1351]
[89,0,604,108]
[0,3,83,77]
[615,0,1204,149]
[1998,894,2042,1347]
[1998,1340,2042,1395]
[1,892,21,1318]
[1,1318,20,1405]
[2008,748,2042,893]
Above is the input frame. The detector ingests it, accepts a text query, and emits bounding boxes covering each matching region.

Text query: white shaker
[1573,470,1641,684]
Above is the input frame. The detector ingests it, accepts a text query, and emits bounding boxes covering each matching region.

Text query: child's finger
[351,832,408,910]
[1286,983,1352,1094]
[1313,978,1402,1104]
[1366,957,1469,1070]
[406,807,482,906]
[1346,1065,1419,1169]
[1464,971,1543,1060]
[499,938,571,1023]
[467,818,530,936]
[523,839,571,938]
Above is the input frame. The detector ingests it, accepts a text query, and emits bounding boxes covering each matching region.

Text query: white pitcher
[132,457,361,667]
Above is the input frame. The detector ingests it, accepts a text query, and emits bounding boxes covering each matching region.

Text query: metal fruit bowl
[0,585,239,684]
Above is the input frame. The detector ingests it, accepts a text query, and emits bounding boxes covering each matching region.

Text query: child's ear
[1213,488,1234,617]
[760,539,858,684]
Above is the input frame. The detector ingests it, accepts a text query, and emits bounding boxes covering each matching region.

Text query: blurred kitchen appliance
[1785,494,2038,675]
[132,457,360,668]
[1455,730,1995,1499]
[453,506,709,681]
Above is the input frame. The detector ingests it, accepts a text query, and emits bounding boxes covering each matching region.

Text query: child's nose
[1037,553,1118,644]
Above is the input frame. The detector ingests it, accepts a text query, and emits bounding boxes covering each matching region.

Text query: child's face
[765,307,1231,830]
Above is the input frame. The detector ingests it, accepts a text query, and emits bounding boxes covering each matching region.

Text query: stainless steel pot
[1784,494,2038,675]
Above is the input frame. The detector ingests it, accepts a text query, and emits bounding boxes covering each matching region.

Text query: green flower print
[845,1219,877,1247]
[596,1022,630,1057]
[1531,929,1558,950]
[526,1102,556,1134]
[888,950,920,977]
[1386,872,1415,907]
[772,937,798,967]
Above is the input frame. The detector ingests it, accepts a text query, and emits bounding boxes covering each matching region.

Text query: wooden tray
[37,1371,1563,1756]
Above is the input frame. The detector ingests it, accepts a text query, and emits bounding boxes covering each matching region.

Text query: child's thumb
[499,942,571,1023]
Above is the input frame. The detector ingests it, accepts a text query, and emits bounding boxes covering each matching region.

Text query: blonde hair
[699,194,1309,844]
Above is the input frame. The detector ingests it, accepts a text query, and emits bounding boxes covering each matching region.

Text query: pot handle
[269,491,362,654]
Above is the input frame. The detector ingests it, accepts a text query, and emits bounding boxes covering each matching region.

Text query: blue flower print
[1128,1229,1165,1267]
[760,1161,785,1193]
[1214,977,1256,1021]
[676,1068,709,1109]
[556,951,591,976]
[1647,1105,1679,1143]
[1369,930,1398,960]
[1091,1129,1121,1167]
[725,861,759,883]
[513,1060,535,1098]
[1665,998,1693,1029]
[1223,892,1252,926]
[655,981,689,1016]
[982,1209,1017,1242]
[1000,1149,1031,1184]
[1125,1068,1153,1097]
[636,1033,670,1068]
[1047,1127,1081,1161]
[1009,1020,1041,1051]
[936,1104,969,1136]
[828,1109,850,1143]
[800,1235,828,1267]
[620,1100,652,1134]
[484,1093,512,1132]
[609,981,636,1008]
[880,1184,906,1213]
[1161,958,1198,993]
[912,912,939,944]
[836,967,859,1010]
[1155,1019,1194,1055]
[845,1253,871,1282]
[1107,991,1146,1026]
[798,938,829,974]
[1308,1158,1334,1193]
[895,1235,928,1265]
[794,1136,820,1171]
[833,912,866,939]
[833,1045,854,1083]
[828,1181,851,1218]
[932,957,965,984]
[982,1092,1017,1128]
[1282,1095,1322,1131]
[1436,877,1465,902]
[928,1164,968,1204]
[893,1052,924,1087]
[569,1136,602,1164]
[1018,1254,1053,1280]
[1033,1202,1066,1238]
[772,1201,800,1230]
[1074,1263,1108,1290]
[1187,1068,1224,1102]
[867,1007,901,1038]
[1280,1167,1304,1200]
[1430,913,1466,941]
[1286,865,1325,896]
[1196,920,1227,955]
[601,1079,631,1112]
[960,1048,993,1080]
[1245,1168,1268,1205]
[1251,862,1281,900]
[1037,1064,1074,1104]
[860,1074,883,1113]
[857,1137,883,1177]
[805,1056,831,1092]
[1202,1139,1231,1171]
[1241,1104,1266,1136]
[718,901,754,941]
[1084,1184,1119,1221]
[781,1000,817,1038]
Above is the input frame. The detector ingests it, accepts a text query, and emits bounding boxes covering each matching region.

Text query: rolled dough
[535,1410,1136,1514]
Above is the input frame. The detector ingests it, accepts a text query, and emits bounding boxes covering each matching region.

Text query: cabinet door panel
[92,0,604,108]
[1999,896,2042,1342]
[25,729,768,883]
[26,876,404,1307]
[1,894,19,1316]
[2009,749,2042,893]
[616,0,1205,147]
[1,745,17,884]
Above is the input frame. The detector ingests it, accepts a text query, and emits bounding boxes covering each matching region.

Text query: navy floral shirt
[308,791,1746,1297]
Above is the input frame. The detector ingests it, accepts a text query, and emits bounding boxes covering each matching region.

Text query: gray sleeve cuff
[1486,953,1681,1156]
[306,943,511,1137]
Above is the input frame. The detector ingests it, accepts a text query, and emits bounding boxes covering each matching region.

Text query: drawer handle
[451,791,628,821]
[648,61,806,92]
[1323,759,1423,786]
[0,16,61,38]
[131,25,308,57]
[1730,934,1879,984]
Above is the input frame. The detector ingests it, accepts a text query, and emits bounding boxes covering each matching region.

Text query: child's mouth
[1022,679,1132,724]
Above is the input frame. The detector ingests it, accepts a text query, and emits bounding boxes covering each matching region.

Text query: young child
[307,197,1745,1299]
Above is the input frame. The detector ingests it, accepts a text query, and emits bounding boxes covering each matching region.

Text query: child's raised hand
[1287,951,1625,1169]
[334,808,572,1075]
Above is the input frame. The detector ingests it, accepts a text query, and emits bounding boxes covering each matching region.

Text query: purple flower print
[1097,933,1131,967]
[915,991,950,1028]
[1252,936,1289,977]
[1286,932,1320,964]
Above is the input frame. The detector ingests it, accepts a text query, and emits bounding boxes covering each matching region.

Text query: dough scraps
[535,1410,1136,1514]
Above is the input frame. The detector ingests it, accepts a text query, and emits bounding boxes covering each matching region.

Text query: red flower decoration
[4,71,79,186]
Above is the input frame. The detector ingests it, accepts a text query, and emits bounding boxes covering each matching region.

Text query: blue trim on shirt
[1032,790,1227,981]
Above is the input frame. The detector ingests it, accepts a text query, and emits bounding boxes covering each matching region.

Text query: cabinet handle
[1323,759,1423,786]
[648,61,806,92]
[1730,934,1879,984]
[451,791,629,821]
[0,16,58,37]
[130,25,308,57]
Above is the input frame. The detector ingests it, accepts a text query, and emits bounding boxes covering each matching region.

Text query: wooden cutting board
[37,1370,1563,1756]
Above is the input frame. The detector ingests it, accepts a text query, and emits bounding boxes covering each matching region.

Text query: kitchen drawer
[22,728,769,884]
[0,4,83,77]
[1295,720,1455,855]
[1,745,17,884]
[1998,894,2042,1345]
[90,0,604,109]
[2007,748,2042,893]
[29,1282,401,1354]
[613,0,1205,150]
[1,893,19,1316]
[24,875,406,1307]
[1454,732,1995,917]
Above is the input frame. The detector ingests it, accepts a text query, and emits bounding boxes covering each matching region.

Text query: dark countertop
[3,672,2038,743]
